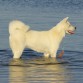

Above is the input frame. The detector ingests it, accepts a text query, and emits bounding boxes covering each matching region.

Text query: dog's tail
[9,20,30,35]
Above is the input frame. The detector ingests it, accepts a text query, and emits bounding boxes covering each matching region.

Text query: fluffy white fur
[9,17,76,59]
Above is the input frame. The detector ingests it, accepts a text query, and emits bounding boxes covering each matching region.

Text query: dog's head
[58,17,76,35]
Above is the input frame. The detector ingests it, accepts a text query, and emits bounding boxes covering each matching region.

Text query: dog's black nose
[75,27,76,30]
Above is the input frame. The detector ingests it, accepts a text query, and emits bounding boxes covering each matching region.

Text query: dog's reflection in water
[9,58,70,83]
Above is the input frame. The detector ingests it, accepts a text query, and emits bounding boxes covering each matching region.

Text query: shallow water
[0,49,83,83]
[0,0,83,83]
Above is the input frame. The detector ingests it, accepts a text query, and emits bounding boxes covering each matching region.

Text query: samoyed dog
[9,17,76,59]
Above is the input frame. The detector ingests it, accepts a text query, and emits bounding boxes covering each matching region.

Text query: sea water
[0,0,83,83]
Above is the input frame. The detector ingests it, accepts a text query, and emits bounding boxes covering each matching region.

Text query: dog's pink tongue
[68,30,74,34]
[58,50,64,58]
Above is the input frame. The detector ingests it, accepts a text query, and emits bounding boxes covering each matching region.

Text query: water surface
[0,49,83,83]
[0,0,83,83]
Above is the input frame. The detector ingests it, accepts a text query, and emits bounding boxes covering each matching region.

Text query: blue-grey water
[0,0,83,83]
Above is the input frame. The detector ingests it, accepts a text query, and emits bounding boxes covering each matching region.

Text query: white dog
[9,17,76,59]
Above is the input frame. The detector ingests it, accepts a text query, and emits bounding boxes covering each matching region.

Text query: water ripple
[0,49,83,66]
[0,0,83,11]
[0,49,83,83]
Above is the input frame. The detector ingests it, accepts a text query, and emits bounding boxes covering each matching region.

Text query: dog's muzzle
[67,27,76,34]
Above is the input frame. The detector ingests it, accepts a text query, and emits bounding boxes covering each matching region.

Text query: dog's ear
[62,17,69,22]
[64,17,69,21]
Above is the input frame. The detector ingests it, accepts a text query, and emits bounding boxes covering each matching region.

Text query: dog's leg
[58,50,64,58]
[50,53,56,58]
[12,48,24,59]
[9,36,25,59]
[50,50,57,58]
[44,53,50,58]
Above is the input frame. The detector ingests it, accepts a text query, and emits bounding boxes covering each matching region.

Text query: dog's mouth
[67,30,75,34]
